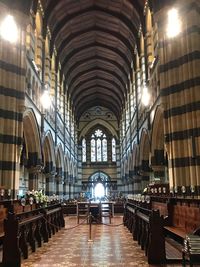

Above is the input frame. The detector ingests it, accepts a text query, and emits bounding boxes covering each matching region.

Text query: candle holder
[29,196,34,210]
[21,197,26,212]
[174,186,178,197]
[190,185,195,198]
[0,189,5,200]
[163,187,166,195]
[181,186,186,197]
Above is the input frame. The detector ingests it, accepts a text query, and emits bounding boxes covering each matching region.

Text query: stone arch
[55,144,65,195]
[55,144,64,177]
[42,131,56,174]
[139,128,151,189]
[128,151,134,179]
[151,105,165,166]
[125,158,129,180]
[151,105,166,180]
[139,128,151,172]
[132,144,139,175]
[69,160,74,183]
[79,118,118,140]
[132,144,141,193]
[23,108,42,167]
[65,154,70,179]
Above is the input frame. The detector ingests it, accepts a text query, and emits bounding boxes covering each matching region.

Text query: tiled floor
[21,216,183,267]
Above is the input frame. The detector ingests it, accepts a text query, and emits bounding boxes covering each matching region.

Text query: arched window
[82,138,86,162]
[112,138,116,162]
[90,129,107,162]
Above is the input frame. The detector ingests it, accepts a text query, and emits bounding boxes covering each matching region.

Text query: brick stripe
[171,156,200,168]
[164,101,200,119]
[161,77,200,97]
[0,59,26,75]
[0,86,24,99]
[159,51,200,73]
[0,134,23,145]
[0,161,16,171]
[0,109,23,121]
[165,127,200,142]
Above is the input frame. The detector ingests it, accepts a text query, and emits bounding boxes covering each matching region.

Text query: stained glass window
[82,138,86,162]
[102,138,107,161]
[91,137,96,162]
[90,129,107,162]
[112,138,116,162]
[96,139,102,161]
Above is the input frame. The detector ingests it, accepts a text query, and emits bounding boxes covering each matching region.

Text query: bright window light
[141,85,150,106]
[40,90,51,110]
[167,8,181,38]
[0,15,18,43]
[94,183,105,199]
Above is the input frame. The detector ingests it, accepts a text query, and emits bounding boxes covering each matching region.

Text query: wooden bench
[124,202,165,264]
[164,201,200,244]
[2,203,65,267]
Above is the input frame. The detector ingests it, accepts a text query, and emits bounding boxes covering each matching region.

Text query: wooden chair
[100,202,112,224]
[76,202,90,224]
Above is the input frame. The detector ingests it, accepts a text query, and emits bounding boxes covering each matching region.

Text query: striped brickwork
[43,132,56,195]
[139,129,151,189]
[154,0,200,194]
[0,3,29,198]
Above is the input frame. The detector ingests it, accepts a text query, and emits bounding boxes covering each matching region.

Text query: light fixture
[166,8,181,38]
[0,15,18,43]
[141,84,150,106]
[40,86,51,110]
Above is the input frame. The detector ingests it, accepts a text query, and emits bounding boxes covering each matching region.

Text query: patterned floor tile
[20,216,183,267]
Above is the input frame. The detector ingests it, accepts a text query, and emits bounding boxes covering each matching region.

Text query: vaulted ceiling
[42,1,146,120]
[13,0,146,120]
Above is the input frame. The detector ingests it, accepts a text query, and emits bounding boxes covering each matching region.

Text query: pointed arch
[79,118,118,140]
[151,105,165,166]
[42,131,56,174]
[55,144,64,178]
[23,108,42,166]
[139,128,150,171]
[132,144,139,174]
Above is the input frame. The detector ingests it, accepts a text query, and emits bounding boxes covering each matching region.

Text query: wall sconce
[40,84,51,110]
[141,84,150,107]
[166,8,181,38]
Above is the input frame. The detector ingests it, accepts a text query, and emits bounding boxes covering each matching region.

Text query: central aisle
[21,216,181,267]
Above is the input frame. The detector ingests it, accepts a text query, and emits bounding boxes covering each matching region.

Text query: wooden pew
[124,201,165,264]
[2,203,65,267]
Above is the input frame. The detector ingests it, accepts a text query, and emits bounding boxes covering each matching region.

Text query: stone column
[154,0,200,195]
[45,172,55,196]
[0,3,30,199]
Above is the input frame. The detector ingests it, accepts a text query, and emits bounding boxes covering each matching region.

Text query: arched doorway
[88,172,110,200]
